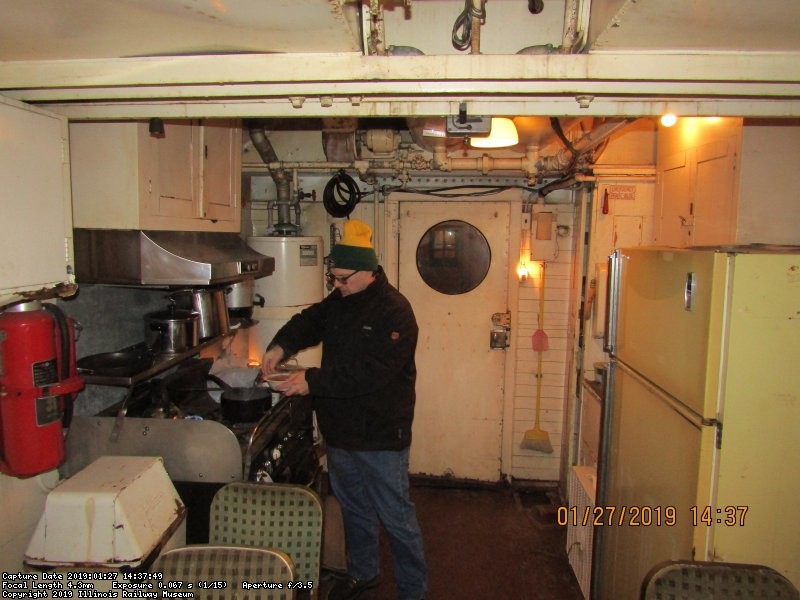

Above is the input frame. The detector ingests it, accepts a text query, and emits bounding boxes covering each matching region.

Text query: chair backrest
[209,482,323,592]
[641,559,799,600]
[150,545,296,600]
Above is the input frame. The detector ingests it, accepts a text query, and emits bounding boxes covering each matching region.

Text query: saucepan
[206,373,271,422]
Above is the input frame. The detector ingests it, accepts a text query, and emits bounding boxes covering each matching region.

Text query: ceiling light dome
[470,117,519,148]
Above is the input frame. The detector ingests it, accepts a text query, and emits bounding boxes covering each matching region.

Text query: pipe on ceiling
[367,0,387,56]
[248,120,298,235]
[538,117,636,172]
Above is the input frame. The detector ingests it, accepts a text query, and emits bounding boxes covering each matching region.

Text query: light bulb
[660,113,678,127]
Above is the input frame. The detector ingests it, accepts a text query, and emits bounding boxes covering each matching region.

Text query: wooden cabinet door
[153,120,199,220]
[691,139,738,246]
[0,96,74,305]
[656,150,693,246]
[200,119,240,223]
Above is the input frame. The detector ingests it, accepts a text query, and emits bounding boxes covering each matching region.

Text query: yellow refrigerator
[592,246,800,599]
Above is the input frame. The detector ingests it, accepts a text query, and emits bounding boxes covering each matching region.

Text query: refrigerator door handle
[604,250,622,354]
[684,271,697,311]
[702,417,723,449]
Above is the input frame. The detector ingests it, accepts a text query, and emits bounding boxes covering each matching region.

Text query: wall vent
[566,465,596,599]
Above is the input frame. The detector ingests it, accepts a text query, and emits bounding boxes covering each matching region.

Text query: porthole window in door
[416,220,491,295]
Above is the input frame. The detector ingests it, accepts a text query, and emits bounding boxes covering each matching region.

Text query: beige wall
[0,470,60,572]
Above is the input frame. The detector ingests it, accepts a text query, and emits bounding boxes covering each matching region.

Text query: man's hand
[261,345,285,375]
[272,371,309,397]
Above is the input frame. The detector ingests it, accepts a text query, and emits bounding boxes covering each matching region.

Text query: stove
[95,367,320,487]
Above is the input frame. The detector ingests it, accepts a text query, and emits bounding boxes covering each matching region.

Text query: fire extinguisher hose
[42,304,75,428]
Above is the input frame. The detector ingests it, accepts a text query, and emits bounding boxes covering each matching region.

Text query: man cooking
[261,219,427,600]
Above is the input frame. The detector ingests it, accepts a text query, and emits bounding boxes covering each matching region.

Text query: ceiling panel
[2,0,800,63]
[0,0,363,60]
[588,0,800,53]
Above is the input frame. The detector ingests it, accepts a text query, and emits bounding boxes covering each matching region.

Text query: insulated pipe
[560,0,581,53]
[248,122,299,234]
[249,116,632,183]
[538,117,636,172]
[433,145,540,180]
[367,0,387,56]
[470,0,482,55]
[248,123,280,165]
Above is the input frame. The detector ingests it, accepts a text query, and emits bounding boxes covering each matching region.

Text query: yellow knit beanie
[327,219,379,271]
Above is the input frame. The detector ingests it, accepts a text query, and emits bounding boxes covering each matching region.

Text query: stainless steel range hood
[74,229,274,286]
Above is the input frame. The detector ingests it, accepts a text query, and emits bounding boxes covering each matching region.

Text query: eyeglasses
[326,270,359,284]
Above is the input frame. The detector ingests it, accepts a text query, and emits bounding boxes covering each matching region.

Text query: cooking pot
[206,373,271,422]
[225,280,265,320]
[144,306,199,355]
[169,288,229,341]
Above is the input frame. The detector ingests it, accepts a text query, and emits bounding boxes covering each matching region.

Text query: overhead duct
[248,120,298,235]
[322,118,358,162]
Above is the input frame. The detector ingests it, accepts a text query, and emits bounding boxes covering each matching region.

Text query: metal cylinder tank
[246,236,324,367]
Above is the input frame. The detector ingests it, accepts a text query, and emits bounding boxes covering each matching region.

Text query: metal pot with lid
[144,306,199,355]
[169,288,230,341]
[225,279,265,320]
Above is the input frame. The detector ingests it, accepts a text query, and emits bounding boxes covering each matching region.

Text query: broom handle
[534,262,546,427]
[535,348,543,427]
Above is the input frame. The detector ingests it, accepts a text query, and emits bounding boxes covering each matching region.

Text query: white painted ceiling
[2,0,798,61]
[1,0,799,120]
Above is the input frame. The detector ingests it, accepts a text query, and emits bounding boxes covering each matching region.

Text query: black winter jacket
[269,267,418,451]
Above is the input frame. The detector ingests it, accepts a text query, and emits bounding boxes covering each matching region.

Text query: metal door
[398,200,511,481]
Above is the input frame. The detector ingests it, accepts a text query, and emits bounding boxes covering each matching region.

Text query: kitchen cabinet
[654,117,800,246]
[0,96,76,307]
[70,119,241,232]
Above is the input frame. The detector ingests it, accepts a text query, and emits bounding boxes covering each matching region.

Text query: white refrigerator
[592,246,800,599]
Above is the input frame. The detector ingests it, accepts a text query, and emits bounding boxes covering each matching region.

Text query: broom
[520,262,553,453]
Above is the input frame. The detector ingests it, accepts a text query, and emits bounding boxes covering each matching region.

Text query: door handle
[684,272,696,311]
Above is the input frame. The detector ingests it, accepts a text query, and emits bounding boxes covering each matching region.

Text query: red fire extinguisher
[0,301,84,477]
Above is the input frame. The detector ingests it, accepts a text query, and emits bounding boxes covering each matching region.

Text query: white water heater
[246,236,324,367]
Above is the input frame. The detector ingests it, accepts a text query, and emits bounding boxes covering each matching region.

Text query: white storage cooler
[25,455,186,573]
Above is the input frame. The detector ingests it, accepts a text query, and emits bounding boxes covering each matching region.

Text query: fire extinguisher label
[33,358,59,387]
[35,395,61,426]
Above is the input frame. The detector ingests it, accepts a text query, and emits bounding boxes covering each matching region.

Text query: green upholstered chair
[150,545,296,600]
[209,483,323,599]
[641,560,799,600]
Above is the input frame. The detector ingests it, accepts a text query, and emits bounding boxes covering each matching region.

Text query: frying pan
[77,345,155,377]
[206,373,271,422]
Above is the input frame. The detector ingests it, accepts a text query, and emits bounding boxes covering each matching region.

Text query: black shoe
[326,575,379,600]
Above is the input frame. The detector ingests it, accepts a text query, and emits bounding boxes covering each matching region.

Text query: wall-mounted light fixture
[470,117,519,148]
[660,113,678,127]
[149,117,165,138]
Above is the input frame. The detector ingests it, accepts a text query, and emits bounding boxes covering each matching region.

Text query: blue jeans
[327,446,427,600]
